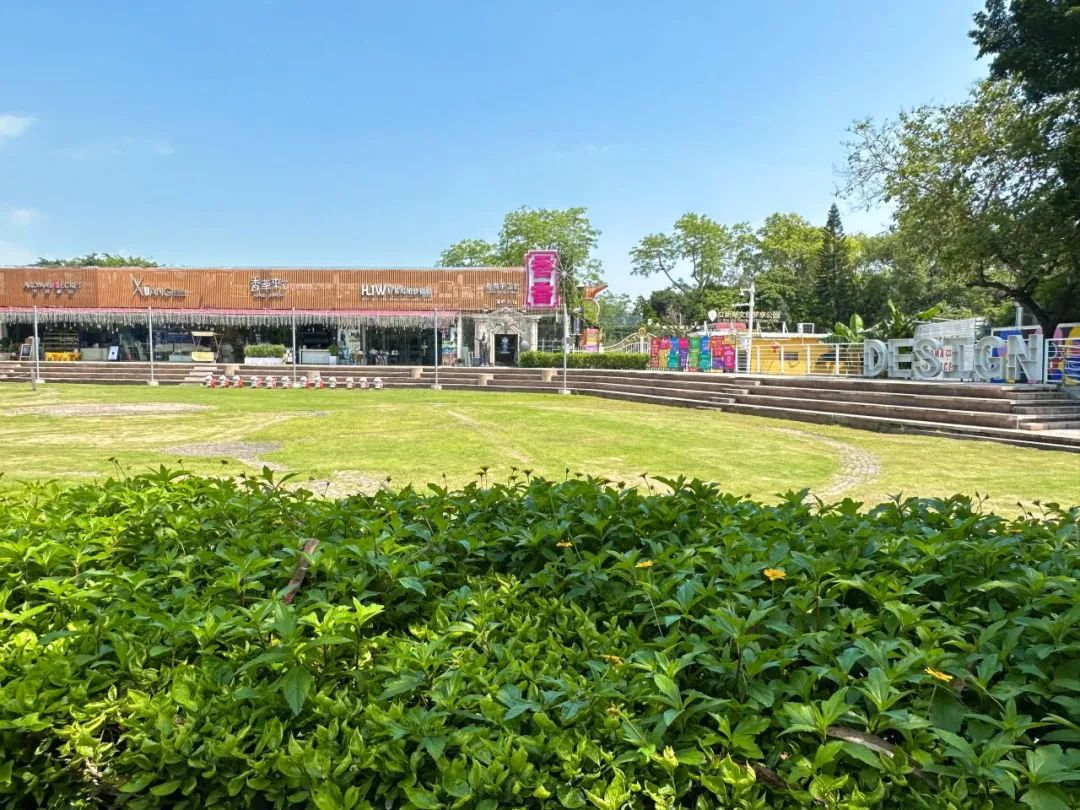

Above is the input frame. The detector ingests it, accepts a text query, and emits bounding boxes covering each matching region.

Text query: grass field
[0,383,1077,513]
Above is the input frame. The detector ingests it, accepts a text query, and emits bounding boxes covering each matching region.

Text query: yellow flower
[556,541,574,548]
[764,568,787,581]
[635,560,654,569]
[600,654,624,666]
[607,703,621,717]
[925,667,954,683]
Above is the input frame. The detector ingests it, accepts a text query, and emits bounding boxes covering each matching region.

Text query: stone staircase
[3,361,1077,452]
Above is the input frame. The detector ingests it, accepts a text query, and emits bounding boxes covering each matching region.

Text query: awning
[0,307,461,328]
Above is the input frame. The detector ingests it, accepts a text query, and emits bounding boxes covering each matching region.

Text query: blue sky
[1,1,988,296]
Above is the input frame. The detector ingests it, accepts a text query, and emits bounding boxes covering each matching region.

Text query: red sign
[525,250,560,309]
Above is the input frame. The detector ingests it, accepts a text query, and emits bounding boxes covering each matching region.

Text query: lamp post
[31,305,40,390]
[147,307,158,385]
[432,309,441,390]
[560,301,570,394]
[291,308,297,386]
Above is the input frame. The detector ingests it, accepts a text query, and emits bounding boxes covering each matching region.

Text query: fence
[1044,337,1080,385]
[745,342,864,376]
[601,333,656,354]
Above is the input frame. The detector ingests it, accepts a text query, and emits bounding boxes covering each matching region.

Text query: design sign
[130,275,186,299]
[360,284,432,298]
[864,335,1043,383]
[24,281,81,295]
[524,250,559,309]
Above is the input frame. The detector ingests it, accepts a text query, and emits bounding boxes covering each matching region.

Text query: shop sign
[710,309,782,321]
[484,282,520,294]
[130,275,186,299]
[24,280,81,296]
[250,277,288,299]
[863,334,1044,382]
[524,250,559,309]
[360,284,432,298]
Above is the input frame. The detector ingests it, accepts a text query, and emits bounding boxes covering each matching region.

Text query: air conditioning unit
[796,322,815,335]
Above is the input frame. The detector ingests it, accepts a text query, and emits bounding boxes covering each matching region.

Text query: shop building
[0,264,560,366]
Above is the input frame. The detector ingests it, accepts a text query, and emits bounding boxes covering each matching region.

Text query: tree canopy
[33,253,159,268]
[843,79,1080,335]
[438,207,603,301]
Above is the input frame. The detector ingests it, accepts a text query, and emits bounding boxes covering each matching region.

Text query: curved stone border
[771,427,882,500]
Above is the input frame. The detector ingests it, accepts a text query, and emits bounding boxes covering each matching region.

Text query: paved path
[771,427,882,500]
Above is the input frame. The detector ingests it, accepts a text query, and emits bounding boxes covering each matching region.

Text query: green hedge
[244,343,286,359]
[2,472,1079,808]
[518,350,648,369]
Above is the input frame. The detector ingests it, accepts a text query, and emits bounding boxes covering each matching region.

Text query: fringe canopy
[0,307,461,329]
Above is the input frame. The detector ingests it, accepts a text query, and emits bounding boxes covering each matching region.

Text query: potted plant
[244,343,286,366]
[328,343,339,366]
[0,336,11,361]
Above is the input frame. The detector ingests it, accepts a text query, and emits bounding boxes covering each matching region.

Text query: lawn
[0,383,1077,513]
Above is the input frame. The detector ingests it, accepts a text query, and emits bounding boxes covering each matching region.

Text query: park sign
[863,334,1043,382]
[524,250,559,309]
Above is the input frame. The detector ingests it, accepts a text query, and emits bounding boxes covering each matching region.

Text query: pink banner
[525,250,560,309]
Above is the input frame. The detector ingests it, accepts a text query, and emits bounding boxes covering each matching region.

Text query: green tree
[437,207,602,303]
[746,212,821,326]
[437,238,499,267]
[813,204,856,328]
[972,0,1080,99]
[630,213,752,320]
[34,253,159,267]
[844,80,1080,335]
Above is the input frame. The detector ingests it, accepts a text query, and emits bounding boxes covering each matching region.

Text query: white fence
[744,342,864,376]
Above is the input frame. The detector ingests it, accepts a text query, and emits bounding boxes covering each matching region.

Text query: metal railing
[601,333,656,354]
[745,342,864,376]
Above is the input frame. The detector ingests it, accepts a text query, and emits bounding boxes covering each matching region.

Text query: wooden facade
[0,267,527,316]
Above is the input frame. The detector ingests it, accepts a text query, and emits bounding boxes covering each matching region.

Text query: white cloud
[7,207,38,227]
[61,136,173,160]
[0,240,35,265]
[0,114,34,144]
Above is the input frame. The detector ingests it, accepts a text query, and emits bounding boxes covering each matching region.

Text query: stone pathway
[167,442,286,471]
[771,427,882,500]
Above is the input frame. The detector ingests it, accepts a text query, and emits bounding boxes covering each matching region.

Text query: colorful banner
[1048,323,1080,386]
[649,337,661,369]
[698,335,711,371]
[676,337,690,370]
[582,327,601,353]
[524,250,560,309]
[688,339,700,372]
[664,338,679,370]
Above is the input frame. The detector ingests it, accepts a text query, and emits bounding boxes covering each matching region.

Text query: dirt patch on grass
[292,471,390,498]
[168,441,286,471]
[9,403,213,417]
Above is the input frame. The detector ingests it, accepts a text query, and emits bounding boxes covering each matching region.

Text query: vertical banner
[710,335,725,370]
[649,337,661,369]
[582,327,601,352]
[688,337,701,372]
[698,335,712,371]
[524,250,560,309]
[677,337,690,370]
[661,337,678,370]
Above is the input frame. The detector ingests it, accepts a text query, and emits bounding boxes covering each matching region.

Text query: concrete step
[736,375,1060,399]
[727,402,1080,452]
[732,393,1023,429]
[571,388,733,410]
[736,384,1022,414]
[1020,420,1080,431]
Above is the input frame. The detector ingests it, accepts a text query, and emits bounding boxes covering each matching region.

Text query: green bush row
[244,344,286,358]
[518,350,648,369]
[1,472,1078,808]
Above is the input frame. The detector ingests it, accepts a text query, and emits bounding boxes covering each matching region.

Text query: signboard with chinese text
[524,250,559,309]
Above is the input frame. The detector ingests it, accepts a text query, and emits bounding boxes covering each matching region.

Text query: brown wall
[0,267,527,311]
